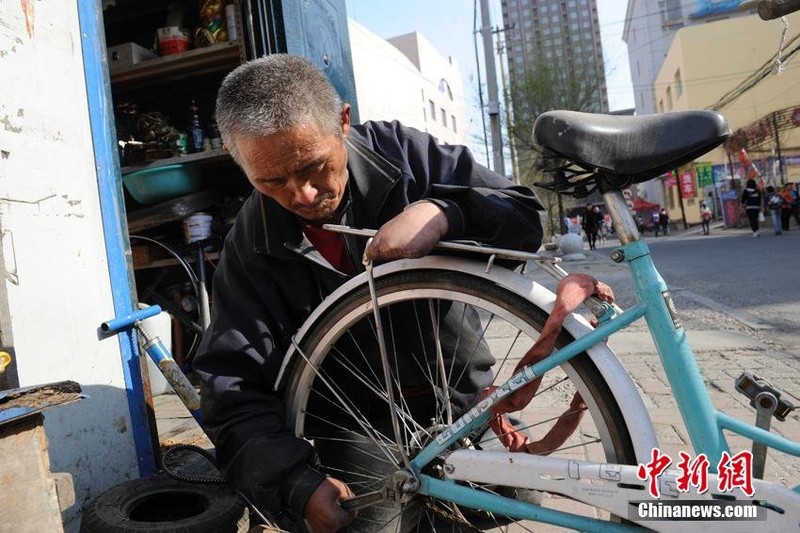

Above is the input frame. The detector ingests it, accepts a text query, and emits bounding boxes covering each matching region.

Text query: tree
[505,55,606,240]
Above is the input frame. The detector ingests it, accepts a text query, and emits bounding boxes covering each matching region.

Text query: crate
[107,43,157,73]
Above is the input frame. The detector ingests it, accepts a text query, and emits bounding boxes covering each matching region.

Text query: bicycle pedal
[735,372,796,421]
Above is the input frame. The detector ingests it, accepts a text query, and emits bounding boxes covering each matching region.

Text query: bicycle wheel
[283,269,636,531]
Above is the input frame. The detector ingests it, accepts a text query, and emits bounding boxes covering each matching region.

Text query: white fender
[276,255,658,462]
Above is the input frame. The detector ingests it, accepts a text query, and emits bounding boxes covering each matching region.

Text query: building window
[429,100,436,120]
[661,0,682,23]
[439,79,453,100]
[674,69,683,97]
[658,99,664,113]
[441,109,447,127]
[451,115,457,133]
[666,86,673,110]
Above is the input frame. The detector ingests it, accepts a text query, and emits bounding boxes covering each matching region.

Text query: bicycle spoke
[287,270,637,531]
[429,299,453,425]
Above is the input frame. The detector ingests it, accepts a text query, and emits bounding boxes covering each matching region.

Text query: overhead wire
[709,29,800,110]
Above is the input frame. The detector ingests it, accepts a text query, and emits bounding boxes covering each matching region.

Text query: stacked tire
[80,475,248,532]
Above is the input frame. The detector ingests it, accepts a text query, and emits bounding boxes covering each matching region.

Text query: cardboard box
[107,43,157,72]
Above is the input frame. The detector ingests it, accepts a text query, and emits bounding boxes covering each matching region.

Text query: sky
[344,0,635,162]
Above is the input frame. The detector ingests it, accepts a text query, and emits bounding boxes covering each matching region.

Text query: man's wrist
[283,463,328,520]
[409,198,463,240]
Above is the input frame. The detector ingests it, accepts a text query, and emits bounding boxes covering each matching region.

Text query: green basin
[123,164,204,204]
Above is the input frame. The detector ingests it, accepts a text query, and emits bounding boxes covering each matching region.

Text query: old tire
[80,475,249,533]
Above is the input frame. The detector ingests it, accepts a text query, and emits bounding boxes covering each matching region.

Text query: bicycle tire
[284,268,636,531]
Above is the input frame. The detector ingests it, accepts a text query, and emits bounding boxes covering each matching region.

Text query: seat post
[602,190,641,246]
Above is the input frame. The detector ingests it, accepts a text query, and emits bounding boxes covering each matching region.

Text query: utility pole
[479,0,505,176]
[495,34,519,183]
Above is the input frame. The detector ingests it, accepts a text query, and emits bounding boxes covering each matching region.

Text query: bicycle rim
[284,269,636,531]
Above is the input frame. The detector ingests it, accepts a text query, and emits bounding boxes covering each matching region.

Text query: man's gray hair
[215,54,343,164]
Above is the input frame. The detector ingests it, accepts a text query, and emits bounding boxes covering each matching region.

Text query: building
[623,0,754,117]
[500,0,609,113]
[347,19,467,146]
[623,1,759,210]
[652,12,800,225]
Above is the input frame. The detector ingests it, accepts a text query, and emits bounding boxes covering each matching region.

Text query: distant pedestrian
[790,182,800,228]
[765,185,784,235]
[658,208,670,236]
[740,178,762,237]
[779,183,794,232]
[582,203,602,250]
[651,211,661,237]
[700,202,712,235]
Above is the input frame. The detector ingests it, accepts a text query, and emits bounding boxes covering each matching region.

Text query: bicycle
[264,114,800,531]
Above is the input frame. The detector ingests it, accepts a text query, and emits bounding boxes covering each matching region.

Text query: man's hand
[304,477,355,532]
[365,201,449,261]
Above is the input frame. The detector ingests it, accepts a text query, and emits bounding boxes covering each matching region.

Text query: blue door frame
[77,0,156,477]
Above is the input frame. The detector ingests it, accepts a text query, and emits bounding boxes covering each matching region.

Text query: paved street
[526,223,800,488]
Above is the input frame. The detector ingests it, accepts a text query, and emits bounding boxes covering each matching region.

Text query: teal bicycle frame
[407,189,800,530]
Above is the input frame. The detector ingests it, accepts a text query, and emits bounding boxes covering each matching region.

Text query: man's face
[233,108,350,224]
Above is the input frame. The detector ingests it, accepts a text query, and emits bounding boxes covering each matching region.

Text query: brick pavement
[526,239,800,488]
[500,229,799,531]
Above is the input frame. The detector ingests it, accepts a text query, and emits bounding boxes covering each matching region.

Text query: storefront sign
[695,162,713,187]
[712,164,728,182]
[680,172,696,199]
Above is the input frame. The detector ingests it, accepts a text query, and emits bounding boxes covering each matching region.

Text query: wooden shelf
[127,189,222,233]
[122,148,229,174]
[110,41,242,87]
[134,250,220,271]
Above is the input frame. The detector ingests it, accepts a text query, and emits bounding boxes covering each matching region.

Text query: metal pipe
[101,306,162,334]
[602,189,641,245]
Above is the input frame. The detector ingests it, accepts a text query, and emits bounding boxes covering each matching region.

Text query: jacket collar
[251,132,402,256]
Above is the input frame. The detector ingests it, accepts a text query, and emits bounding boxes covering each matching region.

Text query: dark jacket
[582,209,602,233]
[192,121,545,519]
[741,184,761,210]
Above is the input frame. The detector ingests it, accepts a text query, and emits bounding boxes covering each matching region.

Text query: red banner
[680,172,696,199]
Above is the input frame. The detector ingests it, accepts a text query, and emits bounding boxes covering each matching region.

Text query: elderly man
[192,54,545,532]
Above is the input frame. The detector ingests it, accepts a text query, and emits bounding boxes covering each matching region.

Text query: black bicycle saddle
[533,110,731,183]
